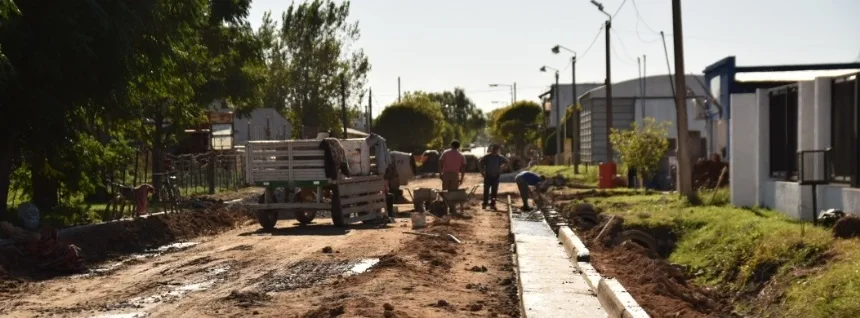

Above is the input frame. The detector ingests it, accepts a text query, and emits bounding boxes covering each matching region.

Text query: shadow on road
[238,222,392,237]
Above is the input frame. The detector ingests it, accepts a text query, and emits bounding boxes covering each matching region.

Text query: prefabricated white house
[730,71,860,219]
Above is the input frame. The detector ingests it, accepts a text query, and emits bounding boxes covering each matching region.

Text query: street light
[591,0,614,166]
[489,83,516,104]
[540,65,561,165]
[552,45,579,171]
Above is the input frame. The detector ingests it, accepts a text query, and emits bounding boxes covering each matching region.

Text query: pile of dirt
[63,206,253,263]
[590,242,725,318]
[693,160,729,189]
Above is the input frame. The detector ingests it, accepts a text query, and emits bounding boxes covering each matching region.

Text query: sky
[248,0,860,117]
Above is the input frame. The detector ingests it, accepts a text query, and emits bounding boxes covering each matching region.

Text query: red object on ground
[598,162,617,189]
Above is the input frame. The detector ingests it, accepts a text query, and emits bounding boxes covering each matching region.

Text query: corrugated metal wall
[579,98,636,163]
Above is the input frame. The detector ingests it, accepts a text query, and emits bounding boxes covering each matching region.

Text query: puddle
[75,242,200,278]
[345,258,379,276]
[148,242,199,253]
[94,263,230,317]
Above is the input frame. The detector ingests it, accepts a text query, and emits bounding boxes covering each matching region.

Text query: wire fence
[107,150,247,200]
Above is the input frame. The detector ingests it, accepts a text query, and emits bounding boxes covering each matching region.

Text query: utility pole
[513,82,517,102]
[572,56,579,172]
[604,19,613,163]
[341,75,348,139]
[397,77,401,102]
[643,55,647,111]
[368,87,373,133]
[554,71,561,165]
[672,0,693,198]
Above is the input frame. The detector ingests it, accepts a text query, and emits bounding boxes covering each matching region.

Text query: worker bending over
[514,170,546,211]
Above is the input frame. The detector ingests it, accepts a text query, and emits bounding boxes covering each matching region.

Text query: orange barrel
[598,162,617,189]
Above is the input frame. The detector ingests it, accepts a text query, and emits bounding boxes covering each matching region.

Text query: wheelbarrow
[431,185,480,217]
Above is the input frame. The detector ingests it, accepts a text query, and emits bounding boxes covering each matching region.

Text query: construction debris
[403,231,461,244]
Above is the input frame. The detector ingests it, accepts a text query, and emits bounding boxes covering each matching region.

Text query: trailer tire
[295,211,317,225]
[256,210,277,231]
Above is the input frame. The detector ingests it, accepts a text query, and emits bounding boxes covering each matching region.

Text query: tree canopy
[373,94,445,153]
[609,117,670,187]
[257,0,370,137]
[489,101,543,156]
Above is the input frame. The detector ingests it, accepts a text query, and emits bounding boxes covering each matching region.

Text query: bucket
[411,212,426,229]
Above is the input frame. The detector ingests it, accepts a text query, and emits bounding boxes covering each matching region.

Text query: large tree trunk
[0,128,17,213]
[30,148,60,213]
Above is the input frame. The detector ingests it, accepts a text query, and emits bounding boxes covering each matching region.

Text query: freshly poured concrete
[511,207,605,317]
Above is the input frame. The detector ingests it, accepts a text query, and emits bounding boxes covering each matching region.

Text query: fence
[107,149,246,200]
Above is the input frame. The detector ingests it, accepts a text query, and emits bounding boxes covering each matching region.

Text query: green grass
[530,164,599,186]
[572,192,857,317]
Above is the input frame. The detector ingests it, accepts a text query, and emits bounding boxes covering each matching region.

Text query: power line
[630,0,659,35]
[578,24,605,62]
[613,31,637,63]
[612,0,629,19]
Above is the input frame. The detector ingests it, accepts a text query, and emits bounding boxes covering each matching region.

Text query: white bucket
[411,212,426,229]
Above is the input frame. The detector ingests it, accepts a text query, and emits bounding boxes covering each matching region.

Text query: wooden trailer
[245,139,387,229]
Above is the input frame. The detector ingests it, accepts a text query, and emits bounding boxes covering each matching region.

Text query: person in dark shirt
[478,145,509,210]
[514,171,546,211]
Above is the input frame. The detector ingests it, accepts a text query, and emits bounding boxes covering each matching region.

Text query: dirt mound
[63,206,253,263]
[833,215,860,239]
[591,242,723,318]
[693,160,729,189]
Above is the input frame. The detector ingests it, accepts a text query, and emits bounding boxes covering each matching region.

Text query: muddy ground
[0,174,521,318]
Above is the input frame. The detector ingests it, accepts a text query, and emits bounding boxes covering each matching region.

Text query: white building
[730,71,860,219]
[577,74,710,164]
[233,108,292,144]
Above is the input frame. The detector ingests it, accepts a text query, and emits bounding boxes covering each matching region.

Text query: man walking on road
[479,145,509,210]
[439,140,466,213]
[514,170,546,211]
[439,140,466,190]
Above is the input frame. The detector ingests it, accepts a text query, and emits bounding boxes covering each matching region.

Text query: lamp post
[551,45,579,171]
[489,83,516,104]
[540,65,561,165]
[591,0,613,164]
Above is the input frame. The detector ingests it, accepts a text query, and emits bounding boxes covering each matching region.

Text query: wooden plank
[339,192,385,205]
[338,180,385,196]
[251,160,325,168]
[340,201,386,215]
[335,175,383,184]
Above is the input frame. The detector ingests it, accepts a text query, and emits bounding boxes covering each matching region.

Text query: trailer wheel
[256,210,277,231]
[331,187,345,227]
[293,192,317,225]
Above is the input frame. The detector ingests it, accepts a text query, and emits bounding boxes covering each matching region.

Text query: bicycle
[154,171,182,213]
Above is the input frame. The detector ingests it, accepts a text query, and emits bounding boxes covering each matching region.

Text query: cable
[630,0,659,35]
[578,24,605,62]
[611,0,628,19]
[613,31,637,63]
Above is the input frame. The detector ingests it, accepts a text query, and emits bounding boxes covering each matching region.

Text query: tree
[373,94,445,153]
[609,117,670,189]
[407,88,486,144]
[490,101,543,156]
[259,0,370,137]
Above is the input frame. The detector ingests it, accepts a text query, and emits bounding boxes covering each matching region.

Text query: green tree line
[0,0,370,219]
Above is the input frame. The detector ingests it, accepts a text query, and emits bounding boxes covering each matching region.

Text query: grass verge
[530,165,600,186]
[571,190,856,317]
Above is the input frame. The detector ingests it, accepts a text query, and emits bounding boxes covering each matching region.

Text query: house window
[768,86,799,180]
[831,73,859,186]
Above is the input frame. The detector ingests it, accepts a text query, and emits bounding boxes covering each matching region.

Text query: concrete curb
[558,225,650,318]
[558,226,590,262]
[507,195,526,318]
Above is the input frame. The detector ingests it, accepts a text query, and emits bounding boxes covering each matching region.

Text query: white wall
[729,93,756,207]
[729,78,860,218]
[634,98,708,140]
[234,108,292,144]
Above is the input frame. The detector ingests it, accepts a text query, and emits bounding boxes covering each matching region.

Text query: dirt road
[1,174,521,318]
